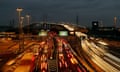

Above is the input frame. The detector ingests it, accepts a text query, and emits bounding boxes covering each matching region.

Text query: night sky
[0,0,120,27]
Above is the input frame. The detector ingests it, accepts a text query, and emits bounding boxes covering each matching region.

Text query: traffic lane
[13,52,35,72]
[0,52,17,71]
[0,41,37,72]
[88,40,120,70]
[1,52,24,72]
[56,38,86,72]
[107,45,120,58]
[0,41,17,54]
[89,41,120,68]
[91,39,120,58]
[63,39,87,72]
[0,38,47,71]
[70,38,103,72]
[64,48,87,72]
[36,51,48,72]
[81,40,105,71]
[58,50,85,72]
[82,40,120,72]
[65,36,95,71]
[56,36,103,72]
[35,40,52,72]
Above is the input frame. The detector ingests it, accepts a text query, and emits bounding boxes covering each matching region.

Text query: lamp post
[19,16,24,52]
[114,16,117,28]
[26,15,30,35]
[20,16,24,34]
[16,8,23,26]
[16,8,23,53]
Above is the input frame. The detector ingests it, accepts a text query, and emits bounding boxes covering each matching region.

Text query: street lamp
[16,8,23,53]
[20,16,24,34]
[26,15,30,35]
[114,16,117,28]
[19,16,24,53]
[16,8,23,24]
[16,8,23,35]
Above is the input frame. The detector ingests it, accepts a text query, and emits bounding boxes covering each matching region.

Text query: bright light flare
[63,25,74,31]
[98,41,108,45]
[40,41,46,45]
[70,58,78,64]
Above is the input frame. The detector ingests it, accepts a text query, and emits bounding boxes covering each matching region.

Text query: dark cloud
[0,0,120,27]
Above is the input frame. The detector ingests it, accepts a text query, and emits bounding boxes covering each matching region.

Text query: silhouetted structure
[76,15,79,25]
[92,21,99,30]
[88,21,120,40]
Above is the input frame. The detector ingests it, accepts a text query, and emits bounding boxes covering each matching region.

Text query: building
[92,21,99,30]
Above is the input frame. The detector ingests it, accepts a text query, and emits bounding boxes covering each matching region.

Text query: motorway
[0,26,120,72]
